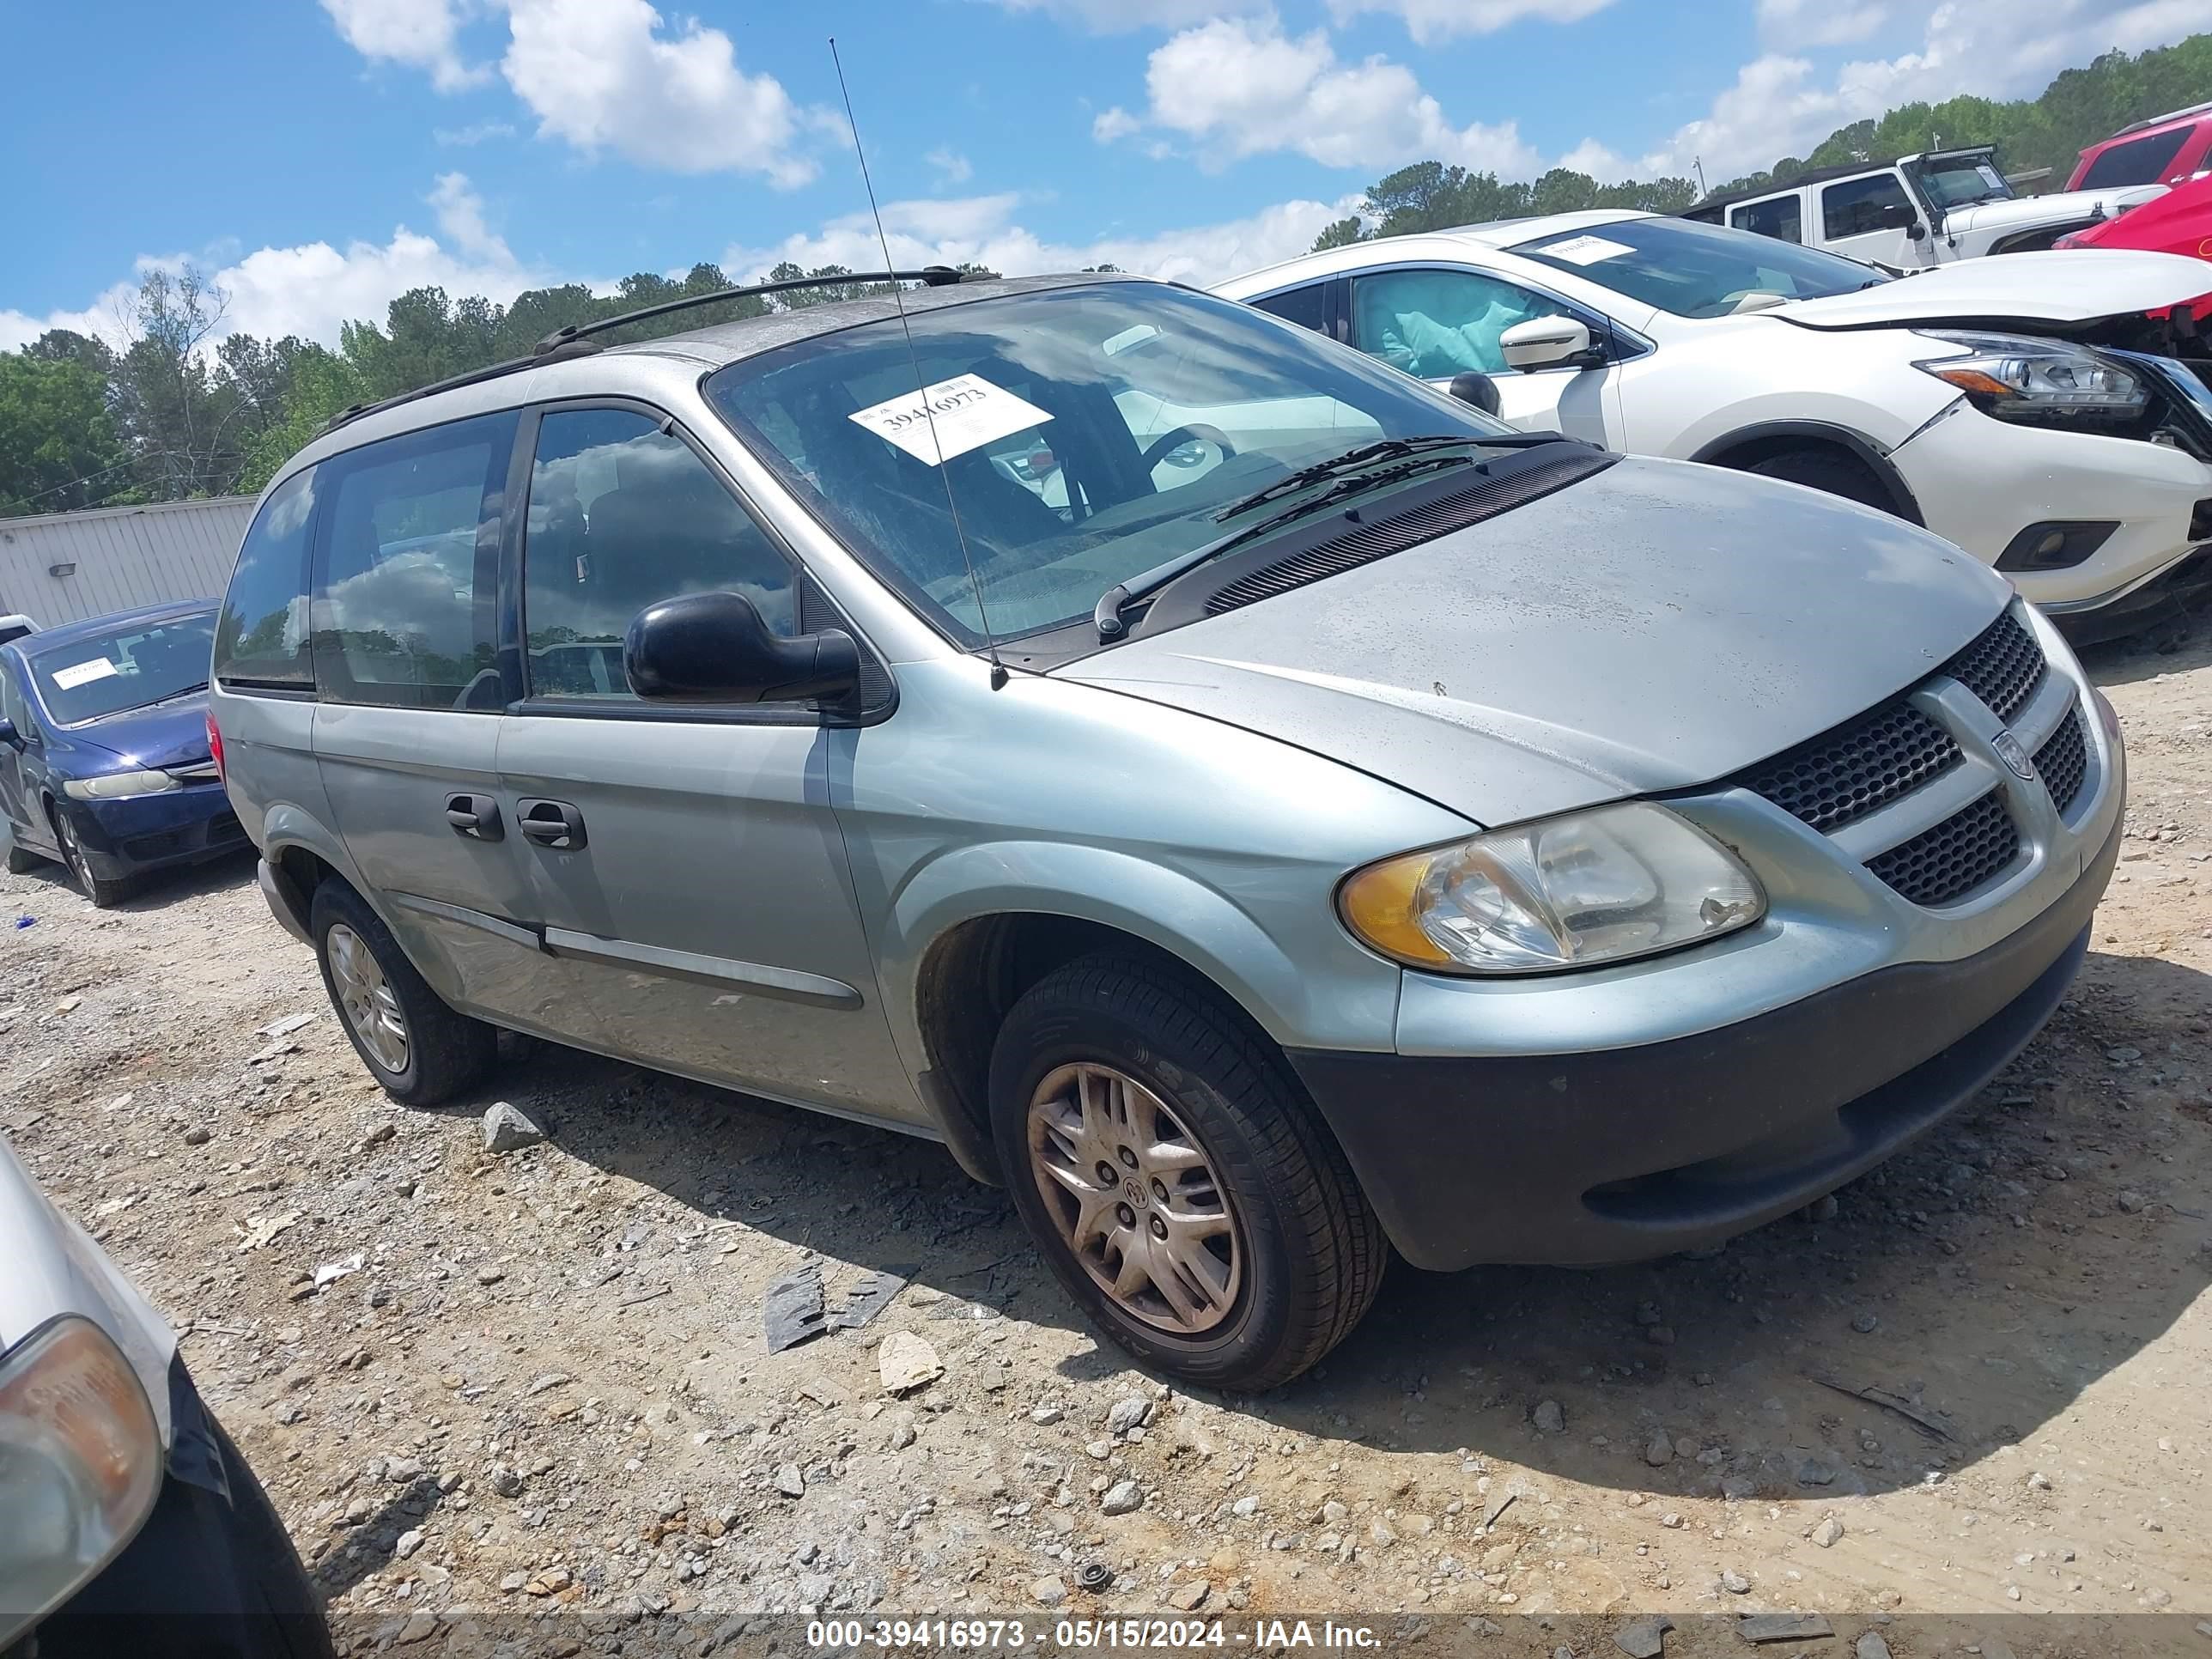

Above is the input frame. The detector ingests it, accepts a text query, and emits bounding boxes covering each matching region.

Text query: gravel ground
[3,626,2208,1656]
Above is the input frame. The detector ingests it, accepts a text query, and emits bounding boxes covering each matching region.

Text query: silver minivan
[209,272,2124,1389]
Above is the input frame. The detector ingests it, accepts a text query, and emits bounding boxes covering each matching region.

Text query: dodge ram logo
[1992,730,2036,781]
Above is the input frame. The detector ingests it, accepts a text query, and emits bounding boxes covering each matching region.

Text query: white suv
[1216,211,2212,637]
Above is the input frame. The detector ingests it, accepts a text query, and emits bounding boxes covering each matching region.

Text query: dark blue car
[0,600,246,907]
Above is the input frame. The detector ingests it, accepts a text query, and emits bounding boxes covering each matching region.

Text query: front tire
[311,879,495,1106]
[52,806,133,908]
[990,952,1385,1391]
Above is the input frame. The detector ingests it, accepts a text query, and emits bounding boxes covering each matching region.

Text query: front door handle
[516,798,587,851]
[445,793,503,841]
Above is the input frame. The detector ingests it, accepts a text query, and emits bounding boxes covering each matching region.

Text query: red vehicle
[2052,175,2212,325]
[2066,101,2212,192]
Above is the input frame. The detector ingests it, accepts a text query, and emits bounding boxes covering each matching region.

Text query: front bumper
[1897,398,2212,617]
[64,784,249,879]
[1291,814,2114,1270]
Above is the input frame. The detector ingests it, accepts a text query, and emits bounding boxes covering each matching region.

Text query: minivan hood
[1055,456,2008,827]
[1776,247,2212,329]
[1936,183,2166,237]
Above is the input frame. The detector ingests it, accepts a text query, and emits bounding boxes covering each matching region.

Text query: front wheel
[52,808,132,908]
[311,879,495,1106]
[990,953,1385,1391]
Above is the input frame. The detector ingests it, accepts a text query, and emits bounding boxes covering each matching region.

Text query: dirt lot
[3,627,2209,1656]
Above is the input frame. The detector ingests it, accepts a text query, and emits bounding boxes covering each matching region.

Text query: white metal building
[0,496,252,628]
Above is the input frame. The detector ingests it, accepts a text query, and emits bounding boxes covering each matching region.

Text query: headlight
[62,770,178,801]
[1339,802,1765,975]
[0,1317,163,1647]
[1912,331,2148,426]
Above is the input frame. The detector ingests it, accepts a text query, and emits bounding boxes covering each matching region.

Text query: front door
[1347,266,1616,445]
[307,410,558,1027]
[1818,172,1924,270]
[495,404,918,1121]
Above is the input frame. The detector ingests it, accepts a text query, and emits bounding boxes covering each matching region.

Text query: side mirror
[0,716,19,750]
[1447,372,1502,416]
[624,591,860,705]
[1906,221,1929,240]
[1500,316,1600,373]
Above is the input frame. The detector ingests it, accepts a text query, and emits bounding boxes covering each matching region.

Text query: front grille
[1944,611,2045,723]
[1866,790,2021,907]
[1737,700,1959,834]
[2033,705,2088,816]
[1203,451,1614,616]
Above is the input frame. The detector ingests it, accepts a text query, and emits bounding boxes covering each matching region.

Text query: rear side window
[214,468,318,690]
[1252,284,1328,334]
[2079,128,2190,189]
[1730,194,1802,245]
[312,413,515,711]
[1821,174,1915,239]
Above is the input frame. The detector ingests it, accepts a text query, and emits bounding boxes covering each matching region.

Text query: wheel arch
[1689,420,1924,525]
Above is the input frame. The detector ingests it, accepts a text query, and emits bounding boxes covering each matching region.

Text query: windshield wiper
[1210,432,1560,523]
[147,682,210,708]
[1095,448,1487,641]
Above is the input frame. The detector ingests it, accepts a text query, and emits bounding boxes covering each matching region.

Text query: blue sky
[0,0,2197,349]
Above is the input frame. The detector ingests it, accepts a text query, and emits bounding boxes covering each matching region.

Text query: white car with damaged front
[1215,211,2212,638]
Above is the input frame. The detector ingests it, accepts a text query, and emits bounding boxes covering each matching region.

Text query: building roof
[0,494,255,535]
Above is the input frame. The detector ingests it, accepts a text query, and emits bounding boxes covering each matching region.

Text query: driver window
[522,409,797,701]
[1350,269,1549,378]
[1823,174,1914,240]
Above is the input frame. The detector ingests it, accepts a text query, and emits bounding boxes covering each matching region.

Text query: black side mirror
[0,717,19,750]
[1448,372,1503,416]
[625,591,860,705]
[1906,221,1929,240]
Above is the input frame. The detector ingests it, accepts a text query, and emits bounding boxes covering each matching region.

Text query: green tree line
[0,260,993,519]
[1310,33,2212,247]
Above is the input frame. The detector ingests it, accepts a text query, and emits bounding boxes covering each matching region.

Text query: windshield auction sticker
[851,374,1054,466]
[49,658,120,690]
[1534,234,1635,265]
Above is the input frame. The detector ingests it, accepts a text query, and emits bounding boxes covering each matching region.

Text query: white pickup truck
[1684,145,2165,270]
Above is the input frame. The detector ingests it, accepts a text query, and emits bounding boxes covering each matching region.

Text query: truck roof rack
[319,266,967,437]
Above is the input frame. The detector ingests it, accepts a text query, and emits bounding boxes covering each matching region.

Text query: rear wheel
[311,879,495,1106]
[52,806,133,908]
[1741,446,1896,515]
[991,952,1385,1391]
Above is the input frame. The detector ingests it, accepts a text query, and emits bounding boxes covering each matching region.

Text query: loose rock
[480,1102,545,1154]
[1810,1515,1844,1548]
[878,1331,944,1395]
[1101,1480,1143,1516]
[1533,1399,1566,1434]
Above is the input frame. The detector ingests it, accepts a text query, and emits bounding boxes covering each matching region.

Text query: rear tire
[990,951,1385,1391]
[1741,446,1896,515]
[311,879,495,1106]
[52,807,134,908]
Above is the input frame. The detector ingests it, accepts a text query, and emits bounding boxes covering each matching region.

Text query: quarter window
[1351,269,1555,378]
[312,414,514,711]
[214,467,318,690]
[1729,194,1803,245]
[1822,174,1916,240]
[521,408,796,701]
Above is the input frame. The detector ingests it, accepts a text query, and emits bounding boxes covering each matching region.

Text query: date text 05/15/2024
[805,1620,1384,1650]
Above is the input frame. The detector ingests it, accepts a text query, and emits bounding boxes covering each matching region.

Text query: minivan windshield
[1510,216,1886,318]
[28,611,216,726]
[705,282,1528,645]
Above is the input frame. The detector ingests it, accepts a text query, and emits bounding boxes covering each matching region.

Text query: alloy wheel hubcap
[327,923,410,1073]
[1025,1061,1243,1334]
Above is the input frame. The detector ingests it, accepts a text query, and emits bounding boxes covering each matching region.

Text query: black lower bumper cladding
[1291,818,2121,1273]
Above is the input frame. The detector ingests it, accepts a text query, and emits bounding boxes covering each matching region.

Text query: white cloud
[1633,0,2209,182]
[499,0,830,185]
[1092,106,1142,143]
[428,172,510,263]
[1554,139,1631,181]
[1324,0,1616,46]
[726,191,1368,289]
[927,147,975,185]
[319,0,485,92]
[982,0,1265,32]
[1105,15,1539,174]
[1755,0,1887,48]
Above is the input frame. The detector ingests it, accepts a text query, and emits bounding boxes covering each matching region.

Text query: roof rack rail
[318,265,966,437]
[2112,97,2212,139]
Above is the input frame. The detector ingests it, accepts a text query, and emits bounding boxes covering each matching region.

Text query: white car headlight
[1339,802,1765,975]
[62,770,178,801]
[0,1317,163,1648]
[1911,331,2148,425]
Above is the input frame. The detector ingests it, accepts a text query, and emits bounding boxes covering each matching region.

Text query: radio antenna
[830,38,1008,690]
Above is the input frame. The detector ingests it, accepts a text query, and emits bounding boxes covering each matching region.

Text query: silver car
[207,272,2123,1389]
